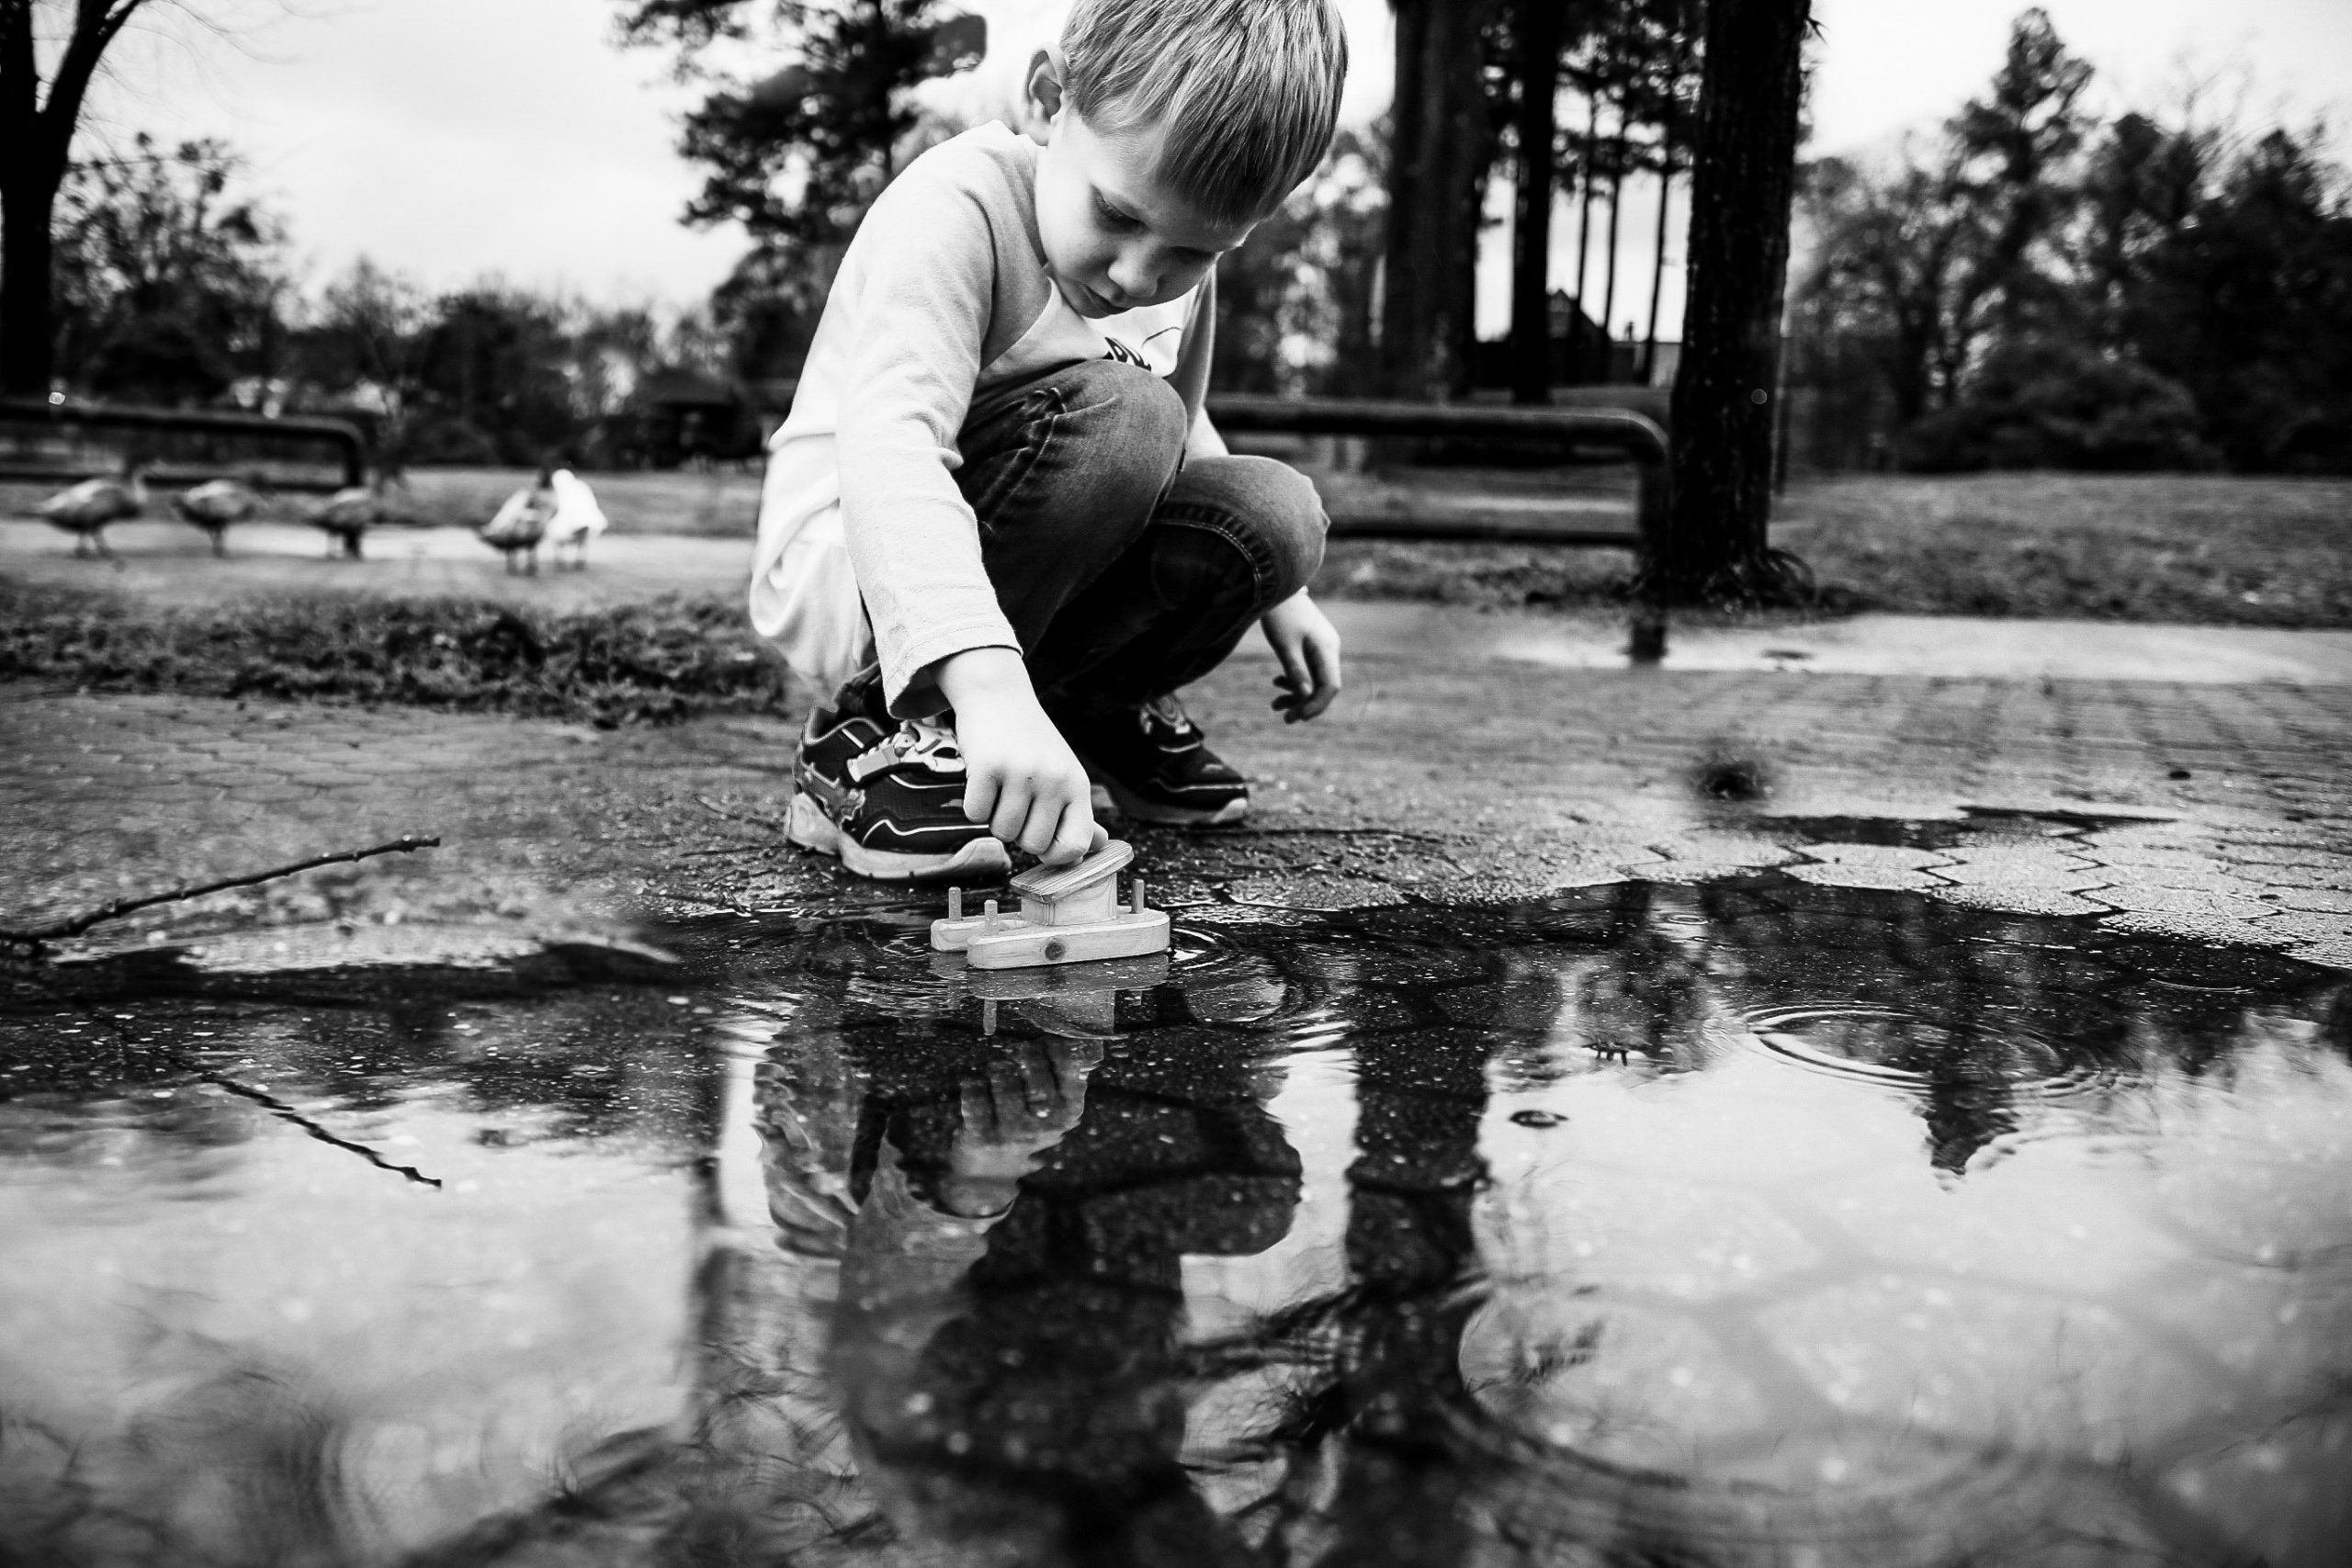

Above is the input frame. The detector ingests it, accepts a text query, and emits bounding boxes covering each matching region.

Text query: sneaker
[789,695,1011,882]
[1048,692,1250,826]
[791,672,892,803]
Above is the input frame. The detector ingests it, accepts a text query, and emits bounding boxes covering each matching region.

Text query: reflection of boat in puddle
[2,874,2347,1565]
[931,946,1171,1036]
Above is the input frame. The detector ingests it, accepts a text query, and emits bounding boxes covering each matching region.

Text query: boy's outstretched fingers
[1271,637,1340,721]
[1261,592,1343,722]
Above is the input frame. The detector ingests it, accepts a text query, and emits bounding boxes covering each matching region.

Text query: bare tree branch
[0,834,442,948]
[42,0,151,135]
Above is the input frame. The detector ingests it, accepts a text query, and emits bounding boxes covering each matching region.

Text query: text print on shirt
[1102,336,1153,369]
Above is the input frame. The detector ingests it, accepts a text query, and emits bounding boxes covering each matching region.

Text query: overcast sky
[87,0,2352,334]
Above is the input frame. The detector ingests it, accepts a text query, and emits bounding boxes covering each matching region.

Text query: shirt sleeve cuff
[885,625,1023,716]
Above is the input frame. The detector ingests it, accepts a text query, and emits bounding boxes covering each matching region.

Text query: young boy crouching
[751,0,1350,881]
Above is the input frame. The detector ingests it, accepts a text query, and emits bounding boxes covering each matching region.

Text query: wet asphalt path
[3,595,2347,969]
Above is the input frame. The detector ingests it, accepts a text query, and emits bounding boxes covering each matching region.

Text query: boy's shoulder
[881,120,1037,212]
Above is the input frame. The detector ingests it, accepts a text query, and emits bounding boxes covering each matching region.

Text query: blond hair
[1061,0,1348,227]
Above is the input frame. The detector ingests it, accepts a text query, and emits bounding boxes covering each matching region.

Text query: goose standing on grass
[543,468,608,570]
[478,468,553,575]
[310,472,390,559]
[38,460,148,558]
[172,474,266,557]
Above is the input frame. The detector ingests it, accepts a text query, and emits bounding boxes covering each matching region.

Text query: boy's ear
[1022,46,1065,141]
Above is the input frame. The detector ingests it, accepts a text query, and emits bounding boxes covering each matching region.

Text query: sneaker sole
[786,792,1012,882]
[1090,770,1250,827]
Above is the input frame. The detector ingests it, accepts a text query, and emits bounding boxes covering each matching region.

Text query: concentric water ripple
[1736,1001,2111,1100]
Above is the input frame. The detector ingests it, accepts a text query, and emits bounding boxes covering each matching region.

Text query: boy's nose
[1106,251,1158,305]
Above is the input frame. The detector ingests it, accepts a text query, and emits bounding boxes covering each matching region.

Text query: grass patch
[393,467,762,536]
[1314,472,2352,627]
[1316,539,1640,613]
[1778,473,2352,626]
[0,582,788,727]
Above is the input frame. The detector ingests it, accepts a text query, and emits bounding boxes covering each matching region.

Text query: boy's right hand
[935,647,1107,868]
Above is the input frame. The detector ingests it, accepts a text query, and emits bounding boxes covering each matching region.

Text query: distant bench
[1204,393,1668,553]
[0,398,369,494]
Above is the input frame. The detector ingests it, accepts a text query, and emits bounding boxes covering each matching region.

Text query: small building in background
[607,369,757,469]
[1470,289,1678,392]
[609,370,801,469]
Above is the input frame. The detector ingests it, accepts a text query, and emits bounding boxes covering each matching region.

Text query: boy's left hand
[1259,590,1342,723]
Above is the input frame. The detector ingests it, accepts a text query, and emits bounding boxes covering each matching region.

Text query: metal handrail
[0,398,370,491]
[1203,394,1668,552]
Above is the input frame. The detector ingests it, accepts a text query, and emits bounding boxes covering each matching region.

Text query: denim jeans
[953,359,1328,708]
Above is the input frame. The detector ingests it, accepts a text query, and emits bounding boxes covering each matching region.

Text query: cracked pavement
[4,601,2349,971]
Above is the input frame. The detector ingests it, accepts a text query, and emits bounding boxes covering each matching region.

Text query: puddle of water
[2,881,2347,1566]
[1748,806,2170,852]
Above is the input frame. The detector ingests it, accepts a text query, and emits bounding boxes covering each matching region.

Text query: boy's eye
[1093,196,1142,231]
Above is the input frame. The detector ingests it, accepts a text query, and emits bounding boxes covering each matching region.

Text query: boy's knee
[1234,457,1327,604]
[1063,360,1189,473]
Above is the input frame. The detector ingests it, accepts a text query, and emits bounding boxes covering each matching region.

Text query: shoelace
[1141,694,1197,738]
[851,718,965,780]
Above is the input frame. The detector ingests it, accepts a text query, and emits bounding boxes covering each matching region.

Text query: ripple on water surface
[0,876,2346,1566]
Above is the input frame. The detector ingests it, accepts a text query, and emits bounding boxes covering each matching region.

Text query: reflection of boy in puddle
[823,999,1302,1565]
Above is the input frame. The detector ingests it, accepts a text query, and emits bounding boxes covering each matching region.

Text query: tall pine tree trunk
[1571,88,1600,379]
[1378,0,1498,400]
[1643,159,1672,381]
[1642,95,1676,382]
[1649,0,1811,604]
[1599,115,1625,379]
[1506,0,1566,405]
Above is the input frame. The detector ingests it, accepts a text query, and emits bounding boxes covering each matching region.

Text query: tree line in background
[0,0,864,465]
[12,0,1715,453]
[21,134,747,468]
[7,1,2342,479]
[609,0,1708,404]
[0,0,1802,601]
[4,0,747,466]
[1792,8,2352,475]
[1380,0,1703,404]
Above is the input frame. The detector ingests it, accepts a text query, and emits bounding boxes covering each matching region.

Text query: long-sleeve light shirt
[750,120,1217,716]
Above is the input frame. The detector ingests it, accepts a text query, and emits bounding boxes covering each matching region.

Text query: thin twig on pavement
[0,835,442,949]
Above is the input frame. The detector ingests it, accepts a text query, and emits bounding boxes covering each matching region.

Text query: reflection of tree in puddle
[1453,881,2352,1565]
[1690,879,2344,1172]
